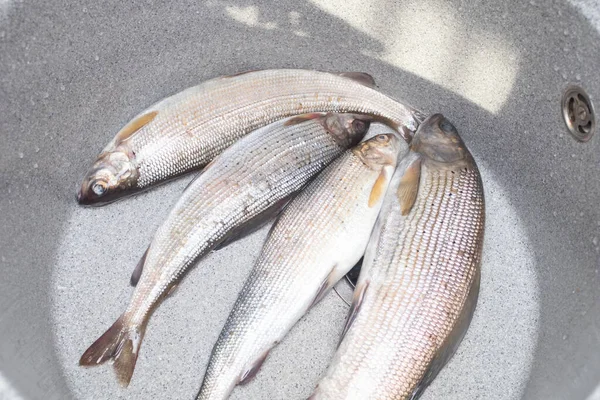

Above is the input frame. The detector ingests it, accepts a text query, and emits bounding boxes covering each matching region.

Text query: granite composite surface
[1,0,600,399]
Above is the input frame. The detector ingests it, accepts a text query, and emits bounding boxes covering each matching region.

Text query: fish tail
[79,314,147,387]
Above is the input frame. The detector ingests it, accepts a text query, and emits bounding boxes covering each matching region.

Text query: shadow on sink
[1,0,599,399]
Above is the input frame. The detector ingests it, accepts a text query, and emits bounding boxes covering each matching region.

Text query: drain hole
[562,85,596,142]
[579,121,592,134]
[568,97,576,122]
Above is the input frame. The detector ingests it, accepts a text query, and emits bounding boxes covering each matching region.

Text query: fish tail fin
[79,315,128,367]
[112,324,145,387]
[79,314,147,387]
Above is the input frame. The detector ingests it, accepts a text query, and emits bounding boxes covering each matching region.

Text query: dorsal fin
[368,169,389,208]
[397,157,422,215]
[283,112,325,126]
[115,110,158,143]
[338,72,377,88]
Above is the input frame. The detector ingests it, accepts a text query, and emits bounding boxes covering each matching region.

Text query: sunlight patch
[308,0,520,114]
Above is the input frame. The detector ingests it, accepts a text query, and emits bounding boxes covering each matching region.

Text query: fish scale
[197,133,402,400]
[312,115,485,400]
[79,69,423,206]
[142,124,333,284]
[79,112,373,386]
[157,70,415,181]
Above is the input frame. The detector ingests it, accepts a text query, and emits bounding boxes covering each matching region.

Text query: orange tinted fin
[397,157,422,215]
[115,110,158,143]
[283,113,326,126]
[368,169,389,208]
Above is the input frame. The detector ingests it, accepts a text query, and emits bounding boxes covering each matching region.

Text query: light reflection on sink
[1,0,600,399]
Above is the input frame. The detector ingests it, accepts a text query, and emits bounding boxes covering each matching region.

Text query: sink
[1,0,599,399]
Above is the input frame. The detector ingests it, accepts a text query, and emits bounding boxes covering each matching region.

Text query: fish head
[77,146,139,206]
[411,113,467,163]
[323,113,373,147]
[353,133,402,168]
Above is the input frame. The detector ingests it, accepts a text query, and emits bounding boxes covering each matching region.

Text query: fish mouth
[76,180,139,207]
[76,150,140,206]
[76,185,113,207]
[76,190,87,205]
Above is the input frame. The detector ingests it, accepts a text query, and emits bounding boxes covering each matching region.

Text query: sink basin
[1,0,599,399]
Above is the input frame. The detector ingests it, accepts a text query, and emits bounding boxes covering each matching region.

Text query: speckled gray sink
[1,0,600,399]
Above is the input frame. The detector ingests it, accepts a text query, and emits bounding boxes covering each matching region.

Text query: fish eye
[375,134,389,142]
[91,181,107,196]
[352,119,368,133]
[439,119,456,134]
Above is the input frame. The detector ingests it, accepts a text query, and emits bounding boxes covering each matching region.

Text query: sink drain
[562,85,596,142]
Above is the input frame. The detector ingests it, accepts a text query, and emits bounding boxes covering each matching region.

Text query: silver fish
[79,112,373,386]
[311,114,485,400]
[197,133,402,400]
[77,69,423,205]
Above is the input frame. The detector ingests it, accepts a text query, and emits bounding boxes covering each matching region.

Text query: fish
[79,112,375,386]
[77,69,424,205]
[196,132,403,400]
[310,113,485,400]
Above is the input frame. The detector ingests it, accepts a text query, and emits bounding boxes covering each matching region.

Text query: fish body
[77,69,422,205]
[196,133,402,400]
[311,114,485,400]
[79,113,373,385]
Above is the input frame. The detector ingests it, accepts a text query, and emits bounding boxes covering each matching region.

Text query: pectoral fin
[397,158,422,215]
[115,111,158,143]
[368,169,389,208]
